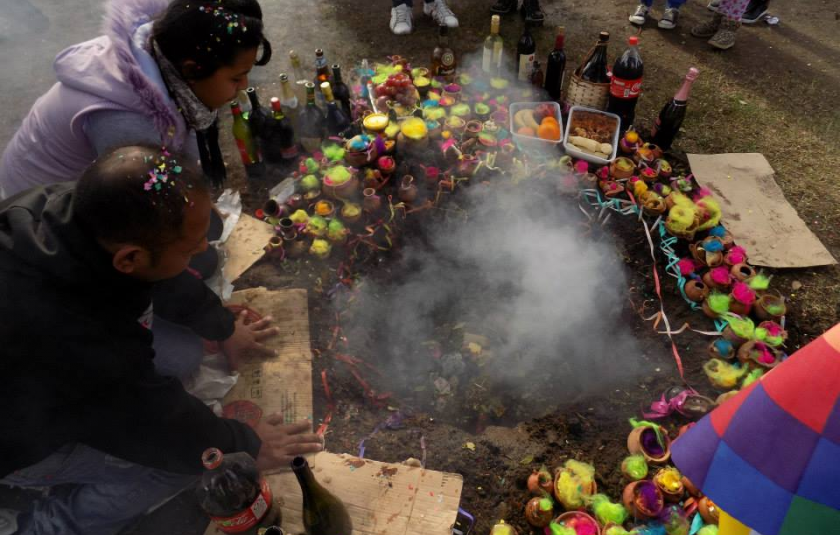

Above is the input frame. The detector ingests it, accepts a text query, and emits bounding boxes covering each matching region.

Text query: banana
[514,109,539,131]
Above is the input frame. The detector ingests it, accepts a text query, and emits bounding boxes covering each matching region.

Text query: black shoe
[741,0,768,24]
[490,0,517,14]
[521,0,545,25]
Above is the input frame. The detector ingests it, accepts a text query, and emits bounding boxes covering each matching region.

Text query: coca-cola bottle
[607,36,643,133]
[651,67,700,150]
[196,448,281,535]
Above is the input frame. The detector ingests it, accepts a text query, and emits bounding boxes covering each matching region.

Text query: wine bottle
[651,67,699,150]
[264,97,299,162]
[230,102,264,177]
[321,82,351,138]
[580,31,610,84]
[289,50,307,86]
[298,82,325,152]
[431,26,457,81]
[544,26,567,101]
[292,456,353,535]
[279,73,299,111]
[530,60,544,89]
[246,87,271,139]
[331,64,353,120]
[482,15,503,76]
[517,22,536,82]
[314,48,331,84]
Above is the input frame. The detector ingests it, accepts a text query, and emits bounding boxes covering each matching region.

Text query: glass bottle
[431,26,457,82]
[321,81,351,138]
[482,15,503,76]
[517,22,536,82]
[298,82,325,152]
[246,86,271,139]
[279,73,299,111]
[230,102,264,177]
[264,97,299,163]
[607,35,644,133]
[544,26,567,101]
[331,64,353,120]
[314,48,331,84]
[580,31,610,84]
[291,456,352,535]
[651,67,700,150]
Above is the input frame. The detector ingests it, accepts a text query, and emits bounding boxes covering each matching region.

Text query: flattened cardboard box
[204,452,463,535]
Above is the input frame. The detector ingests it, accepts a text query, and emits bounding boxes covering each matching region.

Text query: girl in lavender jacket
[0,0,272,198]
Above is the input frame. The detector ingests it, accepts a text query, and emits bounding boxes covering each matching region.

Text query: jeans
[641,0,687,8]
[1,318,206,535]
[393,0,435,7]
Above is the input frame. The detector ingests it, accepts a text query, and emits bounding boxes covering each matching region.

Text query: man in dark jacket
[0,146,323,535]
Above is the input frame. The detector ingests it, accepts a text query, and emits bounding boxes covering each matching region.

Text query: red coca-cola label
[210,478,272,533]
[610,76,643,99]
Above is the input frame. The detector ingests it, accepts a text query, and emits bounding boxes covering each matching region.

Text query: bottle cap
[687,67,700,80]
[270,97,281,110]
[279,73,288,82]
[201,448,223,470]
[629,36,639,46]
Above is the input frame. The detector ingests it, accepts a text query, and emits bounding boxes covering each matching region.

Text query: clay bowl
[554,511,601,535]
[698,496,720,525]
[730,262,756,282]
[622,480,664,520]
[653,468,685,503]
[524,497,553,528]
[627,425,671,464]
[684,279,710,303]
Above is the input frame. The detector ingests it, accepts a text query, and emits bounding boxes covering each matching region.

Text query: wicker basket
[566,68,610,111]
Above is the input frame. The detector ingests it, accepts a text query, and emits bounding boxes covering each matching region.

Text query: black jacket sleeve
[152,270,236,342]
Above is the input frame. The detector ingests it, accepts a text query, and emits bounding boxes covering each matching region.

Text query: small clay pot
[683,279,710,303]
[362,188,381,212]
[489,520,518,535]
[554,512,601,535]
[653,468,685,503]
[722,324,751,346]
[645,143,664,161]
[738,340,782,370]
[731,263,756,282]
[622,480,664,520]
[728,297,752,317]
[323,173,359,201]
[708,338,736,360]
[757,320,787,346]
[464,119,483,139]
[340,202,362,225]
[263,198,283,218]
[725,248,748,266]
[398,175,418,203]
[698,496,720,525]
[286,193,306,211]
[600,180,625,198]
[621,456,648,481]
[755,291,787,321]
[642,196,667,216]
[681,475,702,498]
[610,157,636,179]
[627,426,671,464]
[277,218,297,240]
[656,158,673,179]
[553,468,597,509]
[444,116,466,135]
[702,269,732,291]
[524,497,553,528]
[377,156,396,176]
[313,199,335,218]
[701,298,723,319]
[344,141,378,168]
[264,236,285,261]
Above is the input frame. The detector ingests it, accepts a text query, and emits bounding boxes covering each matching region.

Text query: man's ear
[112,245,149,275]
[180,60,201,83]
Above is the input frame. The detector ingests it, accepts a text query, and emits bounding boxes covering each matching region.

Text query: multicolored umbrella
[672,324,840,535]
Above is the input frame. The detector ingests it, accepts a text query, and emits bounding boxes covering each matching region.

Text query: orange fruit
[537,122,561,141]
[541,116,559,126]
[517,126,536,137]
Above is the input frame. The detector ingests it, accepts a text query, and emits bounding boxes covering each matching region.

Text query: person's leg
[424,0,459,28]
[393,0,412,6]
[151,315,206,381]
[707,0,746,49]
[741,0,769,24]
[2,444,196,535]
[659,0,687,29]
[629,0,654,26]
[390,0,414,34]
[490,0,517,14]
[521,0,544,25]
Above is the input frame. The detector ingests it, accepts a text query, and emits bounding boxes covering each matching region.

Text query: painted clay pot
[702,269,732,291]
[738,340,782,370]
[642,195,667,216]
[489,520,518,535]
[344,137,378,168]
[722,324,751,346]
[264,235,285,261]
[627,425,671,464]
[681,475,702,498]
[600,180,625,198]
[728,296,753,316]
[377,155,396,176]
[362,188,382,212]
[286,193,306,211]
[698,497,720,525]
[622,480,664,520]
[398,175,418,203]
[653,468,685,503]
[524,497,553,528]
[610,157,636,180]
[277,218,297,240]
[755,291,787,321]
[464,119,483,139]
[708,338,736,360]
[422,166,441,188]
[730,263,756,282]
[701,298,722,319]
[340,202,362,225]
[313,199,335,218]
[684,279,710,303]
[555,511,601,535]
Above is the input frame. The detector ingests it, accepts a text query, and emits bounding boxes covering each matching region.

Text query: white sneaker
[707,0,721,11]
[390,4,413,35]
[0,509,19,535]
[658,7,679,29]
[424,0,459,28]
[629,4,649,25]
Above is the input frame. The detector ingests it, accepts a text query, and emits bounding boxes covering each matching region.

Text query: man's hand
[221,310,279,370]
[255,417,324,471]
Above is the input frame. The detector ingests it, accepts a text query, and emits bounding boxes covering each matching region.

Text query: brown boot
[708,18,741,50]
[691,12,723,38]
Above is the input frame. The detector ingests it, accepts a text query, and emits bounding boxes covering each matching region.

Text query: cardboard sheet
[223,214,275,282]
[223,288,313,429]
[204,452,463,535]
[688,153,836,268]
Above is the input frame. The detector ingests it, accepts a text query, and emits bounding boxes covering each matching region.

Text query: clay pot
[377,156,396,176]
[344,139,378,168]
[313,199,335,218]
[340,203,362,225]
[702,269,732,291]
[264,235,285,261]
[731,263,756,282]
[627,425,671,464]
[622,480,664,520]
[263,198,283,218]
[653,468,685,503]
[277,218,297,241]
[464,119,483,139]
[681,475,702,498]
[722,324,751,346]
[286,193,306,211]
[553,468,597,509]
[444,116,466,135]
[690,242,723,268]
[284,236,308,259]
[720,233,735,250]
[362,188,381,212]
[620,456,648,481]
[489,520,518,535]
[725,248,748,266]
[728,296,752,316]
[524,497,553,528]
[554,512,601,535]
[398,176,418,203]
[610,157,636,180]
[642,196,667,216]
[644,143,664,160]
[422,166,441,188]
[600,180,625,198]
[698,497,720,525]
[708,338,736,360]
[755,291,787,321]
[701,298,722,319]
[684,279,710,303]
[323,173,359,200]
[738,340,782,370]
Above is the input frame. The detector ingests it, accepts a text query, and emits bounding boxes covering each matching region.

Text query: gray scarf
[152,39,218,131]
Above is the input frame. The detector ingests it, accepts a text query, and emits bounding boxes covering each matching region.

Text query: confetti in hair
[142,147,185,200]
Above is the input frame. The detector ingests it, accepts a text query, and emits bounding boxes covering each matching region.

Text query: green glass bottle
[291,456,352,535]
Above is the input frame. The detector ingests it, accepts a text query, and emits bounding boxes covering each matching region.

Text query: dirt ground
[2,0,839,534]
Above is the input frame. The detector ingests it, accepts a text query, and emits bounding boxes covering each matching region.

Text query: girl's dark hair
[152,0,272,80]
[73,145,210,259]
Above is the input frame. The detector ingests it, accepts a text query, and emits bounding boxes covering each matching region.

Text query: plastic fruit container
[509,101,564,151]
[563,105,621,165]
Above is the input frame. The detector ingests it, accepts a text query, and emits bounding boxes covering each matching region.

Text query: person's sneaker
[0,509,19,535]
[658,7,679,29]
[629,4,650,25]
[521,0,545,25]
[490,0,517,14]
[708,18,740,50]
[390,3,413,35]
[691,12,723,38]
[707,0,721,11]
[424,0,459,28]
[741,0,769,24]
